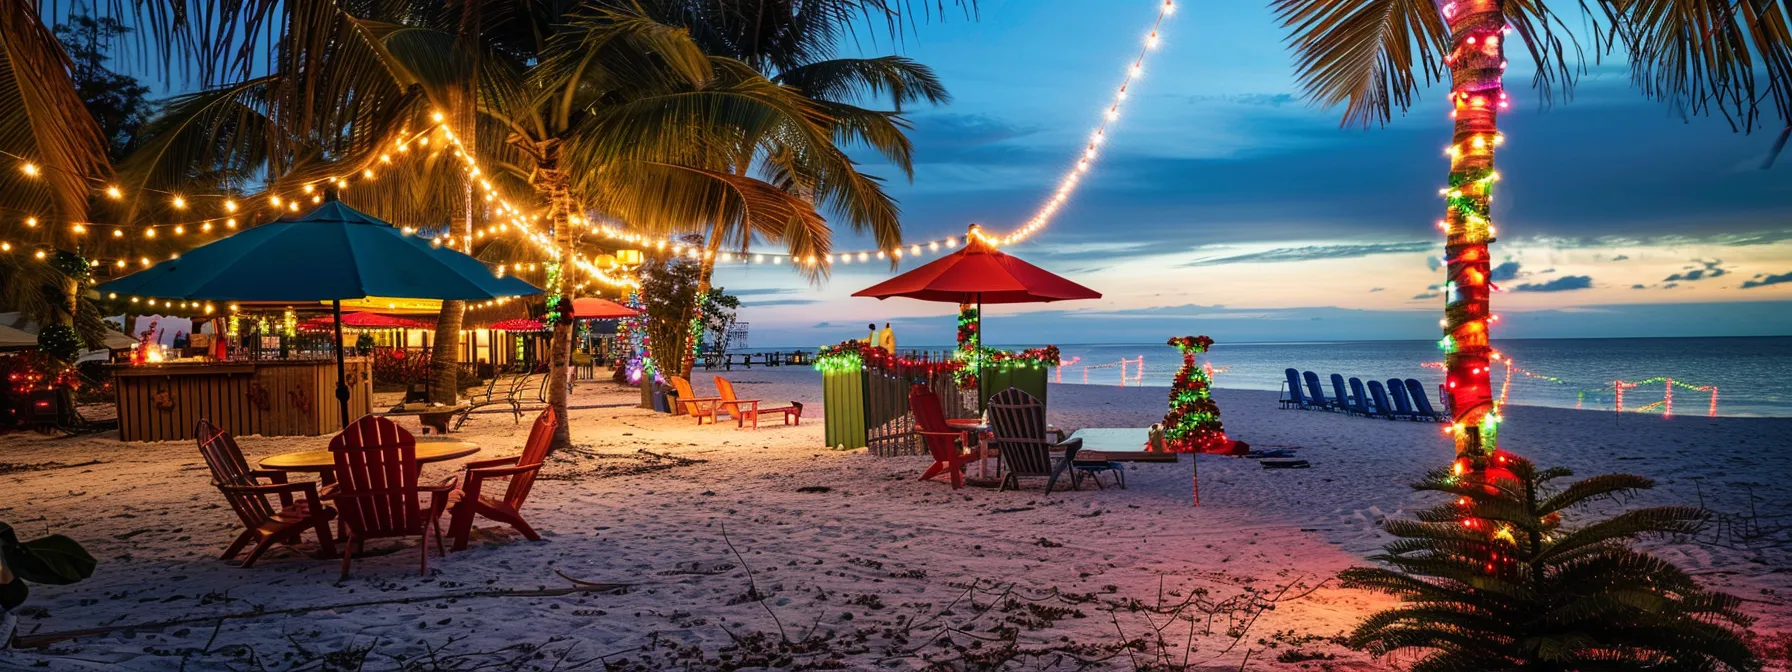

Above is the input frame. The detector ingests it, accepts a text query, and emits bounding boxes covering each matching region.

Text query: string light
[978,0,1177,248]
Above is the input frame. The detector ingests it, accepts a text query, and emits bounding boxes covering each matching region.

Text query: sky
[707,0,1792,348]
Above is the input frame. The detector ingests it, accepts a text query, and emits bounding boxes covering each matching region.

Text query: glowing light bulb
[106,186,123,199]
[171,195,187,209]
[20,162,39,177]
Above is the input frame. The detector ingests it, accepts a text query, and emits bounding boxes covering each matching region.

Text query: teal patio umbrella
[98,200,542,426]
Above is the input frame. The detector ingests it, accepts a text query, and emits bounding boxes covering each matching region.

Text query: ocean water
[1041,337,1792,418]
[751,337,1792,417]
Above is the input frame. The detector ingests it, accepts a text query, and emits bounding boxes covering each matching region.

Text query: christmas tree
[1163,335,1232,453]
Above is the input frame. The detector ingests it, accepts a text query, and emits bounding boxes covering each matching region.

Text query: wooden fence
[822,350,974,456]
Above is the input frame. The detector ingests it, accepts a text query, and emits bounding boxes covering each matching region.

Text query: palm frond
[1273,0,1448,127]
[0,1,111,227]
[773,55,949,109]
[1602,0,1792,131]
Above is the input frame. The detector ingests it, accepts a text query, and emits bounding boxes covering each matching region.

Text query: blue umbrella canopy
[97,200,542,429]
[96,201,540,302]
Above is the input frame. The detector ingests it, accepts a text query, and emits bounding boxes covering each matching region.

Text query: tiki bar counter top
[112,358,372,442]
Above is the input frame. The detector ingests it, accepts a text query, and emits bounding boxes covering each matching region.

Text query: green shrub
[1342,456,1759,671]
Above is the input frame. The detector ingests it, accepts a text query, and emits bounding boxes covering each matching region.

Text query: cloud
[1186,93,1298,107]
[813,322,832,328]
[1514,275,1594,292]
[1740,271,1792,289]
[745,299,821,307]
[1631,283,1647,289]
[1664,282,1680,289]
[1412,291,1442,300]
[1611,255,1630,261]
[1368,287,1385,293]
[1490,261,1522,282]
[1185,241,1435,266]
[729,288,799,297]
[1427,256,1443,271]
[1663,259,1728,282]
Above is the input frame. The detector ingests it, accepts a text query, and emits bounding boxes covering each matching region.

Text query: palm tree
[626,0,953,379]
[1341,456,1758,670]
[1275,0,1792,475]
[0,2,114,336]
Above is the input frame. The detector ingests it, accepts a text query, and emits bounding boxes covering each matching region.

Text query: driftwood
[12,579,631,649]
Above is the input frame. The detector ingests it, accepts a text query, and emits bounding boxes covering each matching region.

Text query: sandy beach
[2,371,1788,670]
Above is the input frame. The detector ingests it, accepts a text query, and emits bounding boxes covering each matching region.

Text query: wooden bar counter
[112,358,372,441]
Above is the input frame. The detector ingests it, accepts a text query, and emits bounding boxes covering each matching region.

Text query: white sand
[2,369,1787,670]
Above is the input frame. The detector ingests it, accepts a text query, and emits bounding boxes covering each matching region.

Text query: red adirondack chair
[446,407,555,551]
[910,385,975,489]
[329,416,458,580]
[197,420,336,567]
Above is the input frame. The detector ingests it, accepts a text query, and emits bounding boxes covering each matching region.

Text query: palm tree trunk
[539,150,576,453]
[432,7,482,408]
[682,220,727,381]
[1441,0,1506,469]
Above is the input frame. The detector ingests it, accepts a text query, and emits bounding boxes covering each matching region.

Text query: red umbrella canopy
[852,228,1101,304]
[573,297,638,319]
[299,311,431,331]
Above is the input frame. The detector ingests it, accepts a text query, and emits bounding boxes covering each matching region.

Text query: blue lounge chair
[1281,369,1306,409]
[1405,379,1446,422]
[1366,380,1397,420]
[1349,378,1372,416]
[1386,378,1418,420]
[1302,371,1333,410]
[1329,374,1355,415]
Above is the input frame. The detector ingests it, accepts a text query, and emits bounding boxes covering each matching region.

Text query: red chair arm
[467,463,543,482]
[680,396,723,404]
[721,398,762,405]
[220,481,326,513]
[462,456,521,470]
[218,481,320,497]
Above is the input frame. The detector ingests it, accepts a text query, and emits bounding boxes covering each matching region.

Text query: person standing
[864,323,877,345]
[878,322,897,355]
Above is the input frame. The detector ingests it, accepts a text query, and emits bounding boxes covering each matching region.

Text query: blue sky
[709,0,1792,347]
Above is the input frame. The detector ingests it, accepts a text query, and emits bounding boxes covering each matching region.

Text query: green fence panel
[822,368,867,450]
[979,365,1049,409]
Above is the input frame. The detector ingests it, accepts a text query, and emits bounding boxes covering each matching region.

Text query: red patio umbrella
[298,311,430,331]
[852,227,1101,305]
[852,225,1100,407]
[573,297,638,319]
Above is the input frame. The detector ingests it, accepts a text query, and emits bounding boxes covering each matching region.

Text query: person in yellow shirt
[878,322,897,355]
[863,323,877,345]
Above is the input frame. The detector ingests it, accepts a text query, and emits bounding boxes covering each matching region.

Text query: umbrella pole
[976,295,985,414]
[333,300,352,428]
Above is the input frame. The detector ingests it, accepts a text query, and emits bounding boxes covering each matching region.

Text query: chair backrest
[669,376,698,402]
[987,387,1053,478]
[330,416,426,538]
[1349,378,1370,413]
[1303,371,1329,405]
[1283,369,1306,404]
[1367,380,1393,417]
[907,384,959,462]
[1405,379,1437,415]
[501,408,557,508]
[196,419,277,529]
[713,376,738,403]
[1386,378,1415,415]
[1329,375,1350,409]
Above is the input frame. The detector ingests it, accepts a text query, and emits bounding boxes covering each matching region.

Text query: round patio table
[259,437,480,486]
